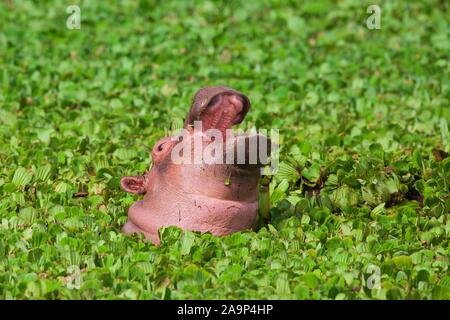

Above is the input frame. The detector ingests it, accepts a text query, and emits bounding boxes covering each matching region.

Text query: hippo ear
[120,176,146,195]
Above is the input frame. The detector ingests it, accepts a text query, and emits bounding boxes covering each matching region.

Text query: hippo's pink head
[120,86,270,244]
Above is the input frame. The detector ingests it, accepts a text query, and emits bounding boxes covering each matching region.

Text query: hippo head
[121,86,271,244]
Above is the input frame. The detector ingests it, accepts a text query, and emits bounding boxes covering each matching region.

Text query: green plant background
[0,0,449,299]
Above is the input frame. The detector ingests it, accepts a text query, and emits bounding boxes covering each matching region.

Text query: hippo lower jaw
[123,195,258,245]
[122,215,156,243]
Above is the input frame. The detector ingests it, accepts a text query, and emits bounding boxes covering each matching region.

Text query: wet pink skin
[121,86,268,245]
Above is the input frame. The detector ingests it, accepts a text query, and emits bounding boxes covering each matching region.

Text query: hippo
[120,86,271,244]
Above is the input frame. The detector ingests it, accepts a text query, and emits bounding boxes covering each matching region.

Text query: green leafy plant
[0,0,448,300]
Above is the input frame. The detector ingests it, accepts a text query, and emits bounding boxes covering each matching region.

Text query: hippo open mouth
[184,86,250,140]
[180,86,270,168]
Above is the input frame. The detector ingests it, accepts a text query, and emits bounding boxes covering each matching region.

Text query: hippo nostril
[157,142,165,152]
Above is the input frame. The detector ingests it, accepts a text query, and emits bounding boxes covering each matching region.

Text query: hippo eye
[157,142,165,152]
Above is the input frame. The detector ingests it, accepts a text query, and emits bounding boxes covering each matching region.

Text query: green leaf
[302,163,321,183]
[412,149,424,172]
[180,231,196,255]
[392,256,413,270]
[371,202,386,217]
[12,167,32,187]
[19,207,38,224]
[34,164,52,182]
[276,161,299,182]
